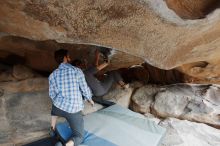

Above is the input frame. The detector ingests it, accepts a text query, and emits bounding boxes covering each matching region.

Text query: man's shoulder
[75,67,84,75]
[49,69,58,79]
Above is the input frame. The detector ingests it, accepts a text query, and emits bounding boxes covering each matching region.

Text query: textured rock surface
[0,64,40,82]
[0,36,143,72]
[0,64,15,82]
[0,76,52,145]
[177,60,220,84]
[1,76,220,145]
[152,84,220,127]
[0,70,15,82]
[82,102,104,115]
[102,86,134,108]
[160,118,220,146]
[165,0,220,19]
[130,83,220,127]
[131,85,161,114]
[1,0,220,82]
[1,0,220,144]
[12,64,36,80]
[142,63,195,84]
[0,76,133,145]
[0,89,51,145]
[119,65,149,84]
[0,77,104,145]
[0,77,48,93]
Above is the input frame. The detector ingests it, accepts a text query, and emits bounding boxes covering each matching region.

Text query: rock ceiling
[1,0,220,82]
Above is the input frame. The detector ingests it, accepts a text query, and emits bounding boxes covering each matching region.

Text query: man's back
[49,63,92,113]
[49,49,94,146]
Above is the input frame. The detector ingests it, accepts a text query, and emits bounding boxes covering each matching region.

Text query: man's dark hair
[71,59,82,67]
[54,49,68,64]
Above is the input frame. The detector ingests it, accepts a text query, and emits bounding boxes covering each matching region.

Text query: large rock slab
[0,70,15,82]
[0,77,48,93]
[12,64,36,80]
[102,86,134,108]
[160,118,220,146]
[165,0,220,19]
[0,64,15,82]
[0,77,51,145]
[0,90,51,145]
[152,84,220,127]
[0,77,106,145]
[0,64,39,82]
[1,0,220,83]
[0,36,143,72]
[131,85,162,114]
[82,101,104,115]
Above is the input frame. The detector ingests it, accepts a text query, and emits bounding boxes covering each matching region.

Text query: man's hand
[95,49,100,67]
[95,49,100,56]
[88,99,95,107]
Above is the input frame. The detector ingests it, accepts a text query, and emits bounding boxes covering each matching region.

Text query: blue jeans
[51,105,84,146]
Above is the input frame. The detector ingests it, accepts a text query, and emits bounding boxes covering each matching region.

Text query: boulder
[160,118,220,146]
[152,84,220,127]
[0,77,105,145]
[0,36,143,73]
[131,85,162,114]
[102,86,134,108]
[129,81,145,89]
[0,70,15,82]
[0,77,48,93]
[82,101,104,115]
[12,64,36,80]
[166,0,220,19]
[0,90,51,145]
[1,0,220,83]
[153,89,190,117]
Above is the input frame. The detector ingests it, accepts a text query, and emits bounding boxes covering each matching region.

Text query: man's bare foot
[66,140,74,146]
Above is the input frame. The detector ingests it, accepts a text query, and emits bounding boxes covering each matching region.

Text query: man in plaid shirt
[49,49,94,146]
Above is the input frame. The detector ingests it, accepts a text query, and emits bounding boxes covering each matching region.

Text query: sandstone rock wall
[1,71,220,145]
[165,0,220,19]
[1,0,220,83]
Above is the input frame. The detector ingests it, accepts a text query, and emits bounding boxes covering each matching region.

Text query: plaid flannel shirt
[49,63,92,113]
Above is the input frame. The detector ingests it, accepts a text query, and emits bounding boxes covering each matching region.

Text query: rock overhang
[0,0,220,82]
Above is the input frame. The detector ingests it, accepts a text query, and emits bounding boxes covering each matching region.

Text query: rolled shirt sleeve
[48,73,58,100]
